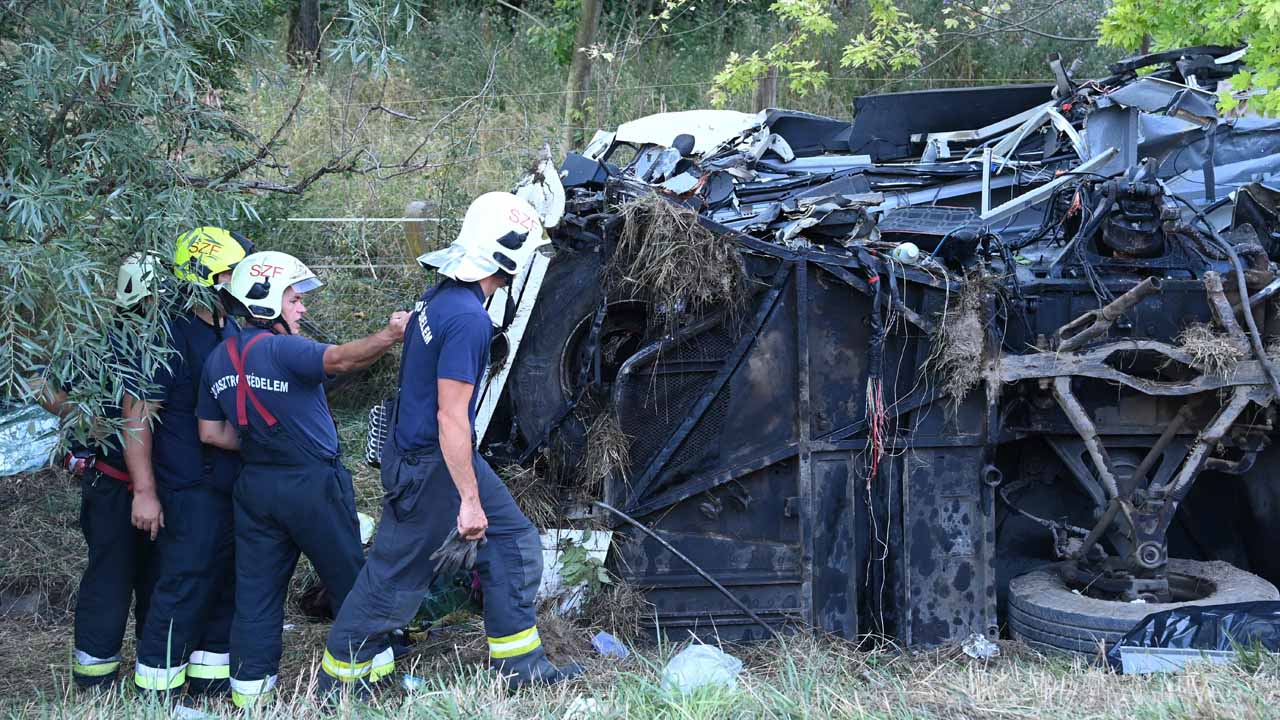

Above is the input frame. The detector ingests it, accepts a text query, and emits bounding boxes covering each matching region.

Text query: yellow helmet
[172,227,255,287]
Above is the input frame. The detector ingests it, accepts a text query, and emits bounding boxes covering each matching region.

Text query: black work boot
[498,650,585,691]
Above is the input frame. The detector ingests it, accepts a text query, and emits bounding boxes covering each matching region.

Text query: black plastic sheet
[1106,601,1280,672]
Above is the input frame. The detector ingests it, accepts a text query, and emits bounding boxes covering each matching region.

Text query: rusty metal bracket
[1055,277,1162,352]
[1051,376,1122,501]
[1203,271,1250,353]
[1000,341,1271,395]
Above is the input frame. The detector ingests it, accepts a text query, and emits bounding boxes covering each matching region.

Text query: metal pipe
[1072,498,1121,562]
[1056,276,1162,352]
[592,500,781,639]
[1051,376,1122,500]
[1130,399,1200,487]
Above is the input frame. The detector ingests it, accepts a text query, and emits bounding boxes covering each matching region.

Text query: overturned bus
[471,46,1280,653]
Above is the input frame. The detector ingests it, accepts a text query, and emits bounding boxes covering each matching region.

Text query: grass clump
[1178,322,1246,377]
[929,275,989,405]
[610,194,749,324]
[580,408,631,498]
[497,462,560,529]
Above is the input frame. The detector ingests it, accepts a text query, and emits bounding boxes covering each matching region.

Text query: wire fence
[312,76,1059,110]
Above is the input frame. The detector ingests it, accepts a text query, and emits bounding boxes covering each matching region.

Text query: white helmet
[418,192,550,282]
[223,250,322,321]
[115,253,161,308]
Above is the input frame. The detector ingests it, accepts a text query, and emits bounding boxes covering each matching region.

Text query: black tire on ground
[509,248,606,454]
[1007,559,1279,657]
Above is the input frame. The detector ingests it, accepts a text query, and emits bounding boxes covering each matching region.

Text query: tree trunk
[561,0,604,156]
[753,66,778,112]
[287,0,321,66]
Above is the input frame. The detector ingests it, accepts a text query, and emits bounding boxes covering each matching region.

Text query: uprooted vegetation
[579,407,631,498]
[928,276,990,405]
[1178,322,1247,377]
[610,194,750,324]
[498,462,561,529]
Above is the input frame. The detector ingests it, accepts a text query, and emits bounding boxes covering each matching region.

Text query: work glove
[430,528,485,582]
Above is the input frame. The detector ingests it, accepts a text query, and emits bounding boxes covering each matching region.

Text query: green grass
[17,412,1280,719]
[5,632,1280,719]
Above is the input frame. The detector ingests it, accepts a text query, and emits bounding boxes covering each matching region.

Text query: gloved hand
[430,528,485,582]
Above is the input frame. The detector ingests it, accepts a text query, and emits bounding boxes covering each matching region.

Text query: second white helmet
[418,192,550,282]
[115,252,162,308]
[222,251,322,321]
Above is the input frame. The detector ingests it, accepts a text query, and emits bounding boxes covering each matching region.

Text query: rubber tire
[509,248,606,450]
[1008,559,1279,657]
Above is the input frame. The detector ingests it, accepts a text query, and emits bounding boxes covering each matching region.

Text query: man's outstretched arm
[322,311,411,375]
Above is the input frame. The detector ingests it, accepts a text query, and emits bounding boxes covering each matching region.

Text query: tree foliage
[1099,0,1280,115]
[0,0,409,439]
[710,0,936,106]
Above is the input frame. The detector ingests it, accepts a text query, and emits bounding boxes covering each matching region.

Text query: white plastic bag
[660,644,743,694]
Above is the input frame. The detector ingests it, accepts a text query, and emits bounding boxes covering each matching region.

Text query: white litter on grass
[661,644,743,694]
[401,674,447,695]
[358,512,375,544]
[537,529,612,615]
[562,697,603,719]
[1129,597,1148,604]
[962,632,1001,660]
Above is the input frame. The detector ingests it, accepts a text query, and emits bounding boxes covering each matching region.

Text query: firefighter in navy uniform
[37,254,162,688]
[194,251,409,707]
[132,227,252,698]
[322,192,580,691]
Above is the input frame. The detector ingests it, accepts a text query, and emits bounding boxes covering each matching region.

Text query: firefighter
[37,254,161,688]
[322,192,579,691]
[132,228,253,698]
[194,251,409,707]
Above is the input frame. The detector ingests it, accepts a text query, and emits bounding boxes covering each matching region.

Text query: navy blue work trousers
[72,472,154,688]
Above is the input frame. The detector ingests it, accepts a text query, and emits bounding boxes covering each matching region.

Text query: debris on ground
[580,580,653,644]
[591,631,629,659]
[661,644,744,694]
[1107,601,1280,674]
[962,632,1001,660]
[561,696,605,719]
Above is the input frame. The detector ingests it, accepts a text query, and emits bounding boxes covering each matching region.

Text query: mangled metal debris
[469,45,1280,653]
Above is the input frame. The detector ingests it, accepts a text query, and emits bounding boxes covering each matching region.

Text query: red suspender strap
[92,460,131,483]
[225,334,279,428]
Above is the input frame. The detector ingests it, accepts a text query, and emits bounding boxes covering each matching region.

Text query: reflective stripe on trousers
[488,626,542,659]
[188,650,231,680]
[321,647,395,683]
[230,675,277,708]
[134,661,187,691]
[73,649,120,678]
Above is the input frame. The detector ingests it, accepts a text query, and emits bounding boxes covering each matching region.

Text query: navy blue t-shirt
[58,330,144,470]
[394,280,492,452]
[145,313,242,492]
[197,327,339,460]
